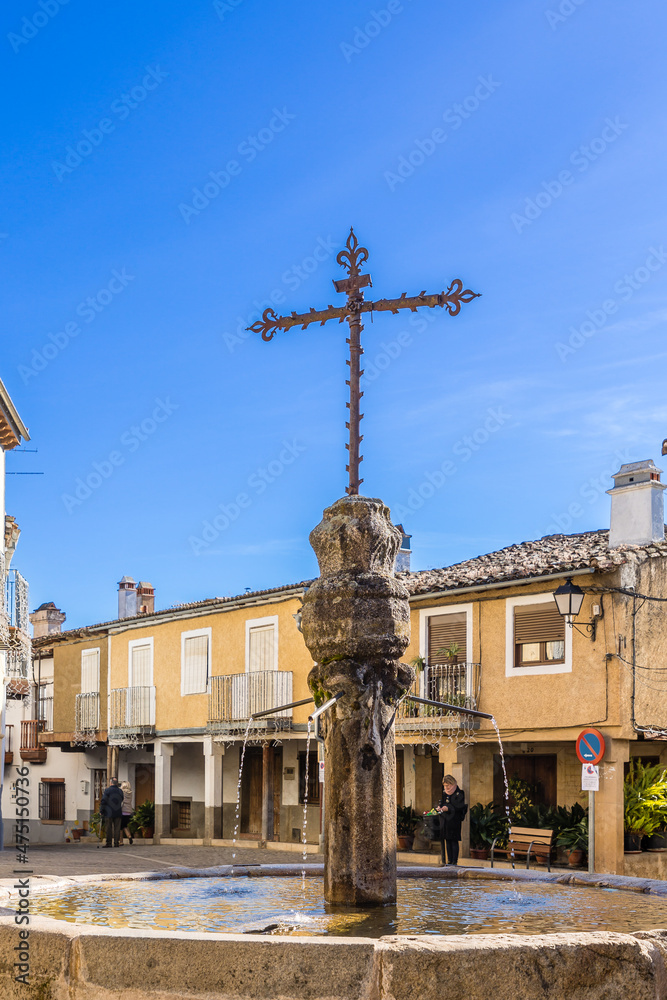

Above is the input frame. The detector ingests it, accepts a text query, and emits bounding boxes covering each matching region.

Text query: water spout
[308,691,345,723]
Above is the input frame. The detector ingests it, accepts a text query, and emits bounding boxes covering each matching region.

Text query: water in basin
[32,876,667,937]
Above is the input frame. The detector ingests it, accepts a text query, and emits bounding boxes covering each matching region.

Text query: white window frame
[245,615,279,673]
[418,603,474,698]
[128,637,154,687]
[505,593,572,677]
[180,626,212,696]
[80,647,100,694]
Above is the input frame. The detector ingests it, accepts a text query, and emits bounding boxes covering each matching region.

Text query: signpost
[576,728,605,873]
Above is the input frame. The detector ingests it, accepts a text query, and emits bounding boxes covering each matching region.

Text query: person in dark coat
[436,774,467,865]
[100,777,125,848]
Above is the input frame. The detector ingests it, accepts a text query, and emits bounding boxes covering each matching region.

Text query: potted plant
[397,805,419,851]
[133,800,155,839]
[435,643,461,664]
[469,802,503,860]
[557,816,588,866]
[624,761,667,853]
[89,811,104,842]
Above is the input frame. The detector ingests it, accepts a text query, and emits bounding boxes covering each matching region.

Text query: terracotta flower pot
[141,827,154,839]
[469,847,489,860]
[567,849,584,867]
[397,835,413,851]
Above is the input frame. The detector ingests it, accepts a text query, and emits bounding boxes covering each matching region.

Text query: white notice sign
[319,760,325,783]
[582,763,599,791]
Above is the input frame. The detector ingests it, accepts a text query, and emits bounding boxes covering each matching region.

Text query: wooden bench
[490,826,554,871]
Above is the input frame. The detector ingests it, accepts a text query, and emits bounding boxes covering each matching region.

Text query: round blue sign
[576,728,605,764]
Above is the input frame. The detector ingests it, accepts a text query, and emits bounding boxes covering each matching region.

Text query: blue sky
[3,0,667,628]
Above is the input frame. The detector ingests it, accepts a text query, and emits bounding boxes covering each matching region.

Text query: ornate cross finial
[249,230,480,495]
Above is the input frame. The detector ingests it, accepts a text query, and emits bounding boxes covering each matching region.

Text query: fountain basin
[2,866,667,999]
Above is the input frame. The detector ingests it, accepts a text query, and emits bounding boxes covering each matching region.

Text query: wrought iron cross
[249,229,480,496]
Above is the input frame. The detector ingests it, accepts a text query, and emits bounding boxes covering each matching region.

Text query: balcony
[20,720,47,763]
[75,692,100,733]
[4,724,13,765]
[109,686,156,739]
[395,662,481,735]
[208,671,293,734]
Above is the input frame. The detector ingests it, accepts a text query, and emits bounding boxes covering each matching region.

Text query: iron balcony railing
[396,662,482,730]
[208,671,293,732]
[109,686,156,734]
[75,692,100,732]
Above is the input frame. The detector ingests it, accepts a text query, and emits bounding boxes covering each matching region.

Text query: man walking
[100,777,124,848]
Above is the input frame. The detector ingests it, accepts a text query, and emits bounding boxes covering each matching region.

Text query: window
[298,751,320,805]
[129,639,153,687]
[38,682,54,731]
[427,612,467,663]
[181,629,210,695]
[81,648,100,693]
[514,603,565,667]
[505,594,571,677]
[39,779,65,822]
[245,616,278,672]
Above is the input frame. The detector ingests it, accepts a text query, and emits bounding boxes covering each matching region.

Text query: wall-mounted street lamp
[553,577,602,641]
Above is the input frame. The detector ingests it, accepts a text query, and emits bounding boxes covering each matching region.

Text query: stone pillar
[203,737,223,843]
[261,744,274,843]
[403,746,416,808]
[154,741,173,842]
[595,737,629,875]
[301,496,413,906]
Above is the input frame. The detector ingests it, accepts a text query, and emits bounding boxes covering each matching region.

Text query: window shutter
[81,649,100,693]
[428,613,467,661]
[182,634,209,694]
[131,644,152,686]
[514,603,565,644]
[248,625,275,671]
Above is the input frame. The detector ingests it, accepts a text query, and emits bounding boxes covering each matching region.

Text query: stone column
[595,737,629,875]
[403,746,416,808]
[301,496,413,906]
[154,741,173,842]
[203,737,224,843]
[261,744,274,843]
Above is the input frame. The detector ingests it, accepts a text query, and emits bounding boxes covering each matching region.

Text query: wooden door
[493,754,557,809]
[396,748,404,808]
[92,769,107,813]
[240,748,263,836]
[431,757,444,806]
[134,763,155,808]
[272,748,282,841]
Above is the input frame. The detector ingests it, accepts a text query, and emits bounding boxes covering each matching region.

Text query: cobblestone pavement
[0,843,326,881]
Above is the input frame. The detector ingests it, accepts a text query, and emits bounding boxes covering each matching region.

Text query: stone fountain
[301,495,414,906]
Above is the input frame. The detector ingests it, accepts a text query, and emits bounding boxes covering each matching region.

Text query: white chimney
[607,460,666,548]
[118,576,138,618]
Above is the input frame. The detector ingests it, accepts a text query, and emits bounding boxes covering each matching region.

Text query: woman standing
[436,774,467,866]
[120,780,134,845]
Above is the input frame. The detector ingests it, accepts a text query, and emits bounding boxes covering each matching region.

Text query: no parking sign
[575,728,605,765]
